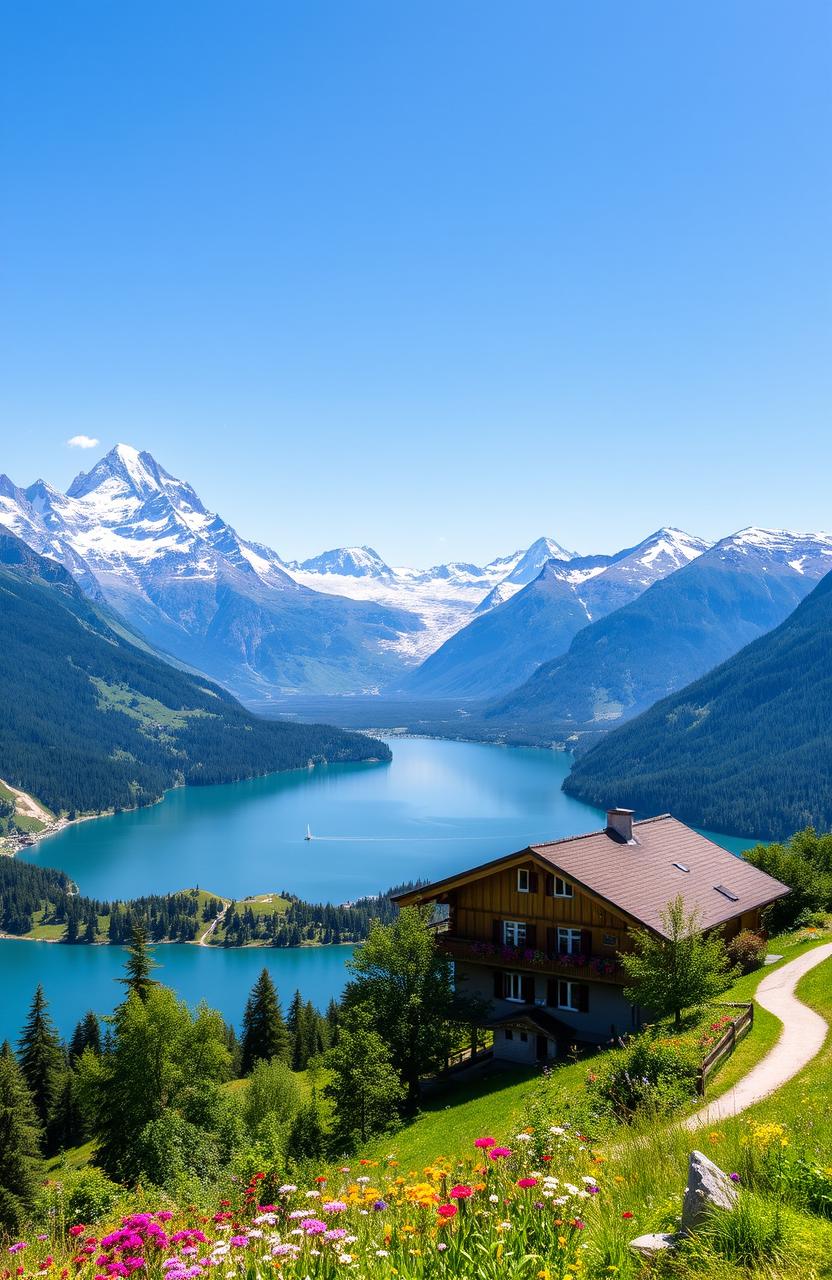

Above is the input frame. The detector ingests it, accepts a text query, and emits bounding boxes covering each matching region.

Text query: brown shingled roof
[529,815,788,937]
[394,814,789,939]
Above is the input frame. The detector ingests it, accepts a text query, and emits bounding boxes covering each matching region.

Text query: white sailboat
[305,824,313,841]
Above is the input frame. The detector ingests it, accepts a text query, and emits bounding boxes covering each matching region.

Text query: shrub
[242,1057,301,1135]
[585,1032,700,1121]
[39,1166,121,1227]
[726,930,767,973]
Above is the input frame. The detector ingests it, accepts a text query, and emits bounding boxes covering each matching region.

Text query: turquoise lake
[5,737,756,1040]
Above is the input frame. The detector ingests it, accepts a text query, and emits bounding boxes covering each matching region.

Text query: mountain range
[486,528,832,739]
[0,531,389,817]
[563,565,832,840]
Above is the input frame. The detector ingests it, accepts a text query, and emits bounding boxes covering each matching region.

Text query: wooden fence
[696,1002,754,1095]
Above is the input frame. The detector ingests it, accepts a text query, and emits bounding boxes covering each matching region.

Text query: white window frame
[505,971,524,1003]
[554,876,573,898]
[557,980,584,1012]
[557,927,583,954]
[516,868,530,893]
[503,920,527,947]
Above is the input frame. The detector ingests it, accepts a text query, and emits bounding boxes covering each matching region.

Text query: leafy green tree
[17,984,62,1138]
[0,1044,43,1234]
[242,1057,301,1136]
[745,829,832,931]
[287,1089,326,1160]
[82,987,231,1181]
[117,923,159,1000]
[325,1008,405,1147]
[342,905,466,1105]
[620,895,736,1030]
[240,969,289,1074]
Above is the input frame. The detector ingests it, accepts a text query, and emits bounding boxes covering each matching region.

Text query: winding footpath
[684,941,832,1131]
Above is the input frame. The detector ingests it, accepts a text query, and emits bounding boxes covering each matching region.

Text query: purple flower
[321,1201,347,1214]
[729,1173,741,1183]
[300,1219,327,1236]
[324,1229,347,1241]
[372,1200,388,1212]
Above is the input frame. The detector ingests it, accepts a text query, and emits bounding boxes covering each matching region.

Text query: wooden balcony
[438,933,628,986]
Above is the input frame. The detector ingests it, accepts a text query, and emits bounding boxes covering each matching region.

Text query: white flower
[499,1221,512,1230]
[489,1194,499,1203]
[356,1176,371,1184]
[514,1133,533,1143]
[278,1185,297,1194]
[305,1190,321,1198]
[549,1125,566,1135]
[375,1250,389,1258]
[564,1182,579,1195]
[581,1176,597,1186]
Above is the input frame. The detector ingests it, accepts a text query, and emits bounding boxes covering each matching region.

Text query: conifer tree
[287,990,305,1071]
[0,1043,43,1233]
[240,969,289,1074]
[69,1012,102,1063]
[118,923,159,1000]
[17,984,62,1136]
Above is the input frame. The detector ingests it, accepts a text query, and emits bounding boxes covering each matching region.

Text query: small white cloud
[66,435,100,449]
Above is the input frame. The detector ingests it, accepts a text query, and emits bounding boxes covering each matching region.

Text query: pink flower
[8,1245,27,1255]
[321,1201,347,1214]
[488,1147,512,1160]
[474,1137,496,1149]
[299,1220,326,1236]
[69,1228,85,1239]
[449,1185,473,1199]
[437,1205,457,1220]
[517,1177,538,1188]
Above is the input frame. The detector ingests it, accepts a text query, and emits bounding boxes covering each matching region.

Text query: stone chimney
[606,807,635,842]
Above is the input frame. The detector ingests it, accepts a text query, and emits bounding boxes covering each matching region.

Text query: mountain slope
[0,446,420,699]
[487,528,832,736]
[563,568,832,840]
[398,528,707,699]
[0,533,390,816]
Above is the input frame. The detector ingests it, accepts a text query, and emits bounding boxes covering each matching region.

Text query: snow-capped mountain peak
[294,546,393,578]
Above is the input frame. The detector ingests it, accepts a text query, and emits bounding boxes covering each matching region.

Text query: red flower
[622,1211,634,1219]
[436,1205,457,1220]
[449,1185,473,1199]
[68,1228,85,1240]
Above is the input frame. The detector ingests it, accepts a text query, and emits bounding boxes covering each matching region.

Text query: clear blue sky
[1,2,829,565]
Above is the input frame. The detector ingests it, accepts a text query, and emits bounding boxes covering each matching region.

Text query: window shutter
[522,974,535,1004]
[529,871,539,894]
[580,929,593,956]
[546,978,557,1007]
[526,923,537,947]
[493,970,504,999]
[493,919,502,944]
[545,873,555,897]
[577,983,590,1013]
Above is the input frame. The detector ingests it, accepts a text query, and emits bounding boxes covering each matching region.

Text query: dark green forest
[564,570,832,840]
[0,533,390,816]
[0,857,419,947]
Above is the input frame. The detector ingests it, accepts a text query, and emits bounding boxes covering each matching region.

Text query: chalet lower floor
[454,959,646,1065]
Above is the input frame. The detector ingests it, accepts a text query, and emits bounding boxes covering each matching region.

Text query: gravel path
[684,941,832,1130]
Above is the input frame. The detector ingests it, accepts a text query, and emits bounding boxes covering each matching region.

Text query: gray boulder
[681,1149,738,1232]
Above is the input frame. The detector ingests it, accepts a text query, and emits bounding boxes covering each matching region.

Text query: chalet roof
[394,814,788,939]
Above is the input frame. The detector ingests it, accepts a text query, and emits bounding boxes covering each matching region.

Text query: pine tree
[69,1011,102,1063]
[118,923,159,1001]
[620,895,737,1030]
[17,984,62,1137]
[240,969,289,1074]
[0,1044,43,1234]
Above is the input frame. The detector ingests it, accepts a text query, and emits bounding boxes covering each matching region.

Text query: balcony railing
[439,934,627,984]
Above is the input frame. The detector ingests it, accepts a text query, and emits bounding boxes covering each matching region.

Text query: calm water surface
[5,738,756,1041]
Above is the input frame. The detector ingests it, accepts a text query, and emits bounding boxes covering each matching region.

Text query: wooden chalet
[393,809,789,1065]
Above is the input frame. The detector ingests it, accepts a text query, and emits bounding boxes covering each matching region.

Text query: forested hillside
[563,570,832,839]
[0,533,390,815]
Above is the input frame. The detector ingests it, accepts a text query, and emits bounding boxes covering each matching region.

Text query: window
[503,920,527,946]
[519,1032,528,1043]
[673,862,690,873]
[554,876,573,898]
[516,868,530,893]
[715,884,739,902]
[557,927,583,954]
[505,972,524,1002]
[504,1029,514,1042]
[602,933,618,948]
[557,980,589,1013]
